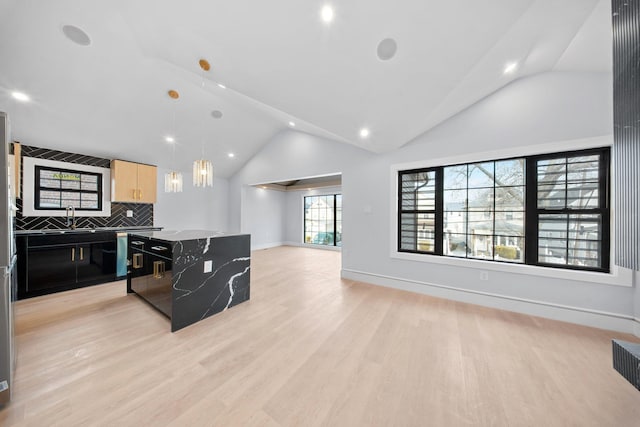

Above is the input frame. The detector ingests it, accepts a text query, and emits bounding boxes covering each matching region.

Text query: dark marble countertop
[128,229,248,242]
[15,226,163,236]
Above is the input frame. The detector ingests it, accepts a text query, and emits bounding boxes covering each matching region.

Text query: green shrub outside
[495,245,517,259]
[418,242,433,252]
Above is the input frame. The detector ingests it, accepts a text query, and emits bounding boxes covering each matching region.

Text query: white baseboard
[251,241,341,252]
[251,241,285,251]
[341,268,637,335]
[283,241,342,251]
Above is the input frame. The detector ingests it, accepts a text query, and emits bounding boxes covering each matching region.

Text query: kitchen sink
[40,228,98,234]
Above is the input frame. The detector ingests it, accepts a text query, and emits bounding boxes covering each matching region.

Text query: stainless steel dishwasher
[116,232,128,278]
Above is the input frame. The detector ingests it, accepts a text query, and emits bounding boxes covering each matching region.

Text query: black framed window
[527,149,609,270]
[35,166,102,211]
[398,147,610,272]
[304,194,342,247]
[398,169,441,253]
[442,159,525,262]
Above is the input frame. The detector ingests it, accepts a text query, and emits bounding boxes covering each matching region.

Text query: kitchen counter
[128,229,244,242]
[127,230,251,331]
[15,226,162,236]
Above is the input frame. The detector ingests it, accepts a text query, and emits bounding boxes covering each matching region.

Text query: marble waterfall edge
[170,234,251,331]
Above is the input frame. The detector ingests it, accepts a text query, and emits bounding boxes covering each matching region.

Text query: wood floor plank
[1,246,639,426]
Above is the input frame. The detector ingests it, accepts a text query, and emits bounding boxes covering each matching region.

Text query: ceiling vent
[377,38,397,61]
[62,25,91,46]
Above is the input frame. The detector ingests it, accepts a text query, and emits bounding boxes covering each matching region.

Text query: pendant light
[164,170,183,192]
[193,59,214,188]
[164,90,184,193]
[193,159,213,187]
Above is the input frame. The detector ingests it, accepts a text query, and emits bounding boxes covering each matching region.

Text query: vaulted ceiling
[0,0,612,177]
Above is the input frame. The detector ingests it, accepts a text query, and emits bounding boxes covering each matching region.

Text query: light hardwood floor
[1,246,639,426]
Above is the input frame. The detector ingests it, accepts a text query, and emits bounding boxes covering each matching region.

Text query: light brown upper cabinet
[111,159,157,203]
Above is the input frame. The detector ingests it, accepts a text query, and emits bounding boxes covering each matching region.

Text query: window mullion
[564,158,570,264]
[525,156,537,265]
[492,162,496,261]
[333,194,337,246]
[435,167,444,255]
[464,164,469,259]
[600,150,611,269]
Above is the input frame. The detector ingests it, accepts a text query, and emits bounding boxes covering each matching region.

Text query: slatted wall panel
[612,0,640,270]
[612,339,640,391]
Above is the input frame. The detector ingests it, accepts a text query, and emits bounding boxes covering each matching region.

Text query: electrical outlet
[480,271,489,281]
[204,260,212,273]
[126,210,133,217]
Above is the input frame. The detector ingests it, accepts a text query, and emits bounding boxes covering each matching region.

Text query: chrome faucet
[66,205,76,229]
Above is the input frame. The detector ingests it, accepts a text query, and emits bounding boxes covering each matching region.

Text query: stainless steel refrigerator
[0,111,17,406]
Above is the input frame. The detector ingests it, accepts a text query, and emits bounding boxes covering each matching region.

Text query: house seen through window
[398,147,609,272]
[35,166,102,211]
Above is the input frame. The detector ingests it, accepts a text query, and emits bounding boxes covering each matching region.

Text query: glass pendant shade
[164,171,183,193]
[193,159,214,187]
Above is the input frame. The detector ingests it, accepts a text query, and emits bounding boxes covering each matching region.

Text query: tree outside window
[398,147,609,272]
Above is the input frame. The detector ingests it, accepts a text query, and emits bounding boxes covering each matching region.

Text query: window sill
[390,250,633,287]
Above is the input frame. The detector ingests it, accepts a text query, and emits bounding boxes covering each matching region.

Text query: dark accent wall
[15,144,154,230]
[20,145,111,168]
[612,0,640,270]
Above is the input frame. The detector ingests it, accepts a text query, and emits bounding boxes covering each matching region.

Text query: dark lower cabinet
[27,245,78,292]
[128,241,172,317]
[146,257,172,317]
[76,241,117,283]
[17,232,118,299]
[129,250,149,297]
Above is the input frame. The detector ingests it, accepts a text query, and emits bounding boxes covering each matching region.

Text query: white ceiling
[0,0,611,178]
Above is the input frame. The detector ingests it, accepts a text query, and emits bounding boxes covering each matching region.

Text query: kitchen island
[127,230,250,332]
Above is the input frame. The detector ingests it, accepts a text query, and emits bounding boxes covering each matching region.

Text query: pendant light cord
[200,71,206,158]
[171,107,177,169]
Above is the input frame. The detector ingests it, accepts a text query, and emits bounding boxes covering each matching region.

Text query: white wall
[284,186,342,245]
[242,186,286,250]
[235,183,344,251]
[154,168,229,231]
[228,129,374,233]
[229,71,640,335]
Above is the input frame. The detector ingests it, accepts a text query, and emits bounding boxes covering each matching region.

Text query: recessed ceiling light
[321,5,335,23]
[211,110,223,119]
[359,128,370,138]
[11,91,30,102]
[217,83,226,89]
[62,25,91,46]
[165,136,175,143]
[228,153,235,158]
[377,38,398,61]
[503,62,518,74]
[288,121,296,127]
